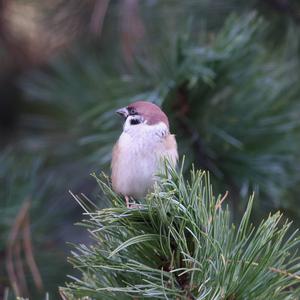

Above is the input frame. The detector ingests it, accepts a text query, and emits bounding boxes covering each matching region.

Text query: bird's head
[116,101,169,131]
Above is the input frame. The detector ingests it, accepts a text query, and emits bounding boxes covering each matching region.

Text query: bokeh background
[1,0,300,298]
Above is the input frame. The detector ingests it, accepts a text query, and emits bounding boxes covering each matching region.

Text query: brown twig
[227,259,300,281]
[215,191,229,210]
[6,200,30,297]
[22,212,43,291]
[14,240,28,296]
[207,191,228,224]
[257,263,300,281]
[5,199,44,297]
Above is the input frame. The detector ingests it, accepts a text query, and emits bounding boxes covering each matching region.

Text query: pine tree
[2,1,300,298]
[57,9,300,299]
[22,11,300,218]
[62,161,300,299]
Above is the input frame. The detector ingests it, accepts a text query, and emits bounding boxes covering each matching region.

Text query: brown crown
[128,101,169,128]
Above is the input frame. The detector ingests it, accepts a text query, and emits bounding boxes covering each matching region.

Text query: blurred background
[1,0,300,298]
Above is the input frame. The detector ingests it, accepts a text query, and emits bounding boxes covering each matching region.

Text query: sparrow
[111,101,178,208]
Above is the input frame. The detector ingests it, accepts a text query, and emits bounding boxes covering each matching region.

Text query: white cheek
[123,116,145,132]
[124,121,168,137]
[123,118,130,131]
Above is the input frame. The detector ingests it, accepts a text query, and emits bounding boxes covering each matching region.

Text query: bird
[111,101,178,208]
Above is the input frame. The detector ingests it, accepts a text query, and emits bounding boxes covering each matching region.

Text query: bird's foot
[125,196,142,209]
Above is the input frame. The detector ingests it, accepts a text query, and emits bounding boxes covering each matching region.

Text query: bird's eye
[128,107,137,115]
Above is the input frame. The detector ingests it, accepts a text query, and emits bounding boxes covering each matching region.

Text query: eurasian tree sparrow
[111,101,178,208]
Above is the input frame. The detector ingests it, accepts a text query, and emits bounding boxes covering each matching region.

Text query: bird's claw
[125,196,142,209]
[127,203,142,209]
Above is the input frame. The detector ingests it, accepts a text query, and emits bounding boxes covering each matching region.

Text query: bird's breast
[111,125,168,198]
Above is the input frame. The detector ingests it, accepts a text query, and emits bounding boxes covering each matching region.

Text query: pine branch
[63,161,300,299]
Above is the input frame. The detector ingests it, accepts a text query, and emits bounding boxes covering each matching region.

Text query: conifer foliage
[2,1,300,298]
[22,13,300,217]
[62,162,300,299]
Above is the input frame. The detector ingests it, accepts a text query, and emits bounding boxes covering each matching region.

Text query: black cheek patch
[130,119,141,125]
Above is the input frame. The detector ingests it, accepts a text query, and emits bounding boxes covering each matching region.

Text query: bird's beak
[115,107,128,119]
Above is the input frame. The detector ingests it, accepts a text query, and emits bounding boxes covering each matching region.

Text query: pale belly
[114,154,158,198]
[112,133,165,199]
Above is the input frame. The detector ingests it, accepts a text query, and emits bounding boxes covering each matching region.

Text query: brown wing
[164,134,178,166]
[111,141,120,192]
